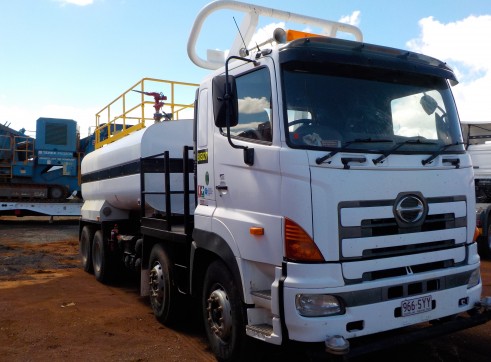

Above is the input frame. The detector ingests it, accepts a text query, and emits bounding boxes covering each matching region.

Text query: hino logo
[395,194,426,225]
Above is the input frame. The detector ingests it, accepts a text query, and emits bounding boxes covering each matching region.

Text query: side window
[228,67,272,142]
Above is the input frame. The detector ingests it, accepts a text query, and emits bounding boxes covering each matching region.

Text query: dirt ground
[1,217,491,362]
[0,217,215,362]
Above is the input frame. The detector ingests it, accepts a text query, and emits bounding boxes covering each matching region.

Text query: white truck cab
[191,1,485,357]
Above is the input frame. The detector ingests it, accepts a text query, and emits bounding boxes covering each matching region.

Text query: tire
[202,260,246,362]
[92,230,110,283]
[148,244,179,324]
[79,225,95,273]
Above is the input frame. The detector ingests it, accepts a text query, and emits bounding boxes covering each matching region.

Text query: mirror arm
[223,55,259,166]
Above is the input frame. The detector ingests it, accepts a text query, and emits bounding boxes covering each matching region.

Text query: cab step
[251,290,271,309]
[246,323,274,337]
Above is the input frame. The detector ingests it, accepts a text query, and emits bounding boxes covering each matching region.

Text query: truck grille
[362,213,456,237]
[338,195,467,261]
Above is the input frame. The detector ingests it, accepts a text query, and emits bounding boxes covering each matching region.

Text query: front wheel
[202,260,246,362]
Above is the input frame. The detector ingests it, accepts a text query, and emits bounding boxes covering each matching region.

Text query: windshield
[282,64,463,154]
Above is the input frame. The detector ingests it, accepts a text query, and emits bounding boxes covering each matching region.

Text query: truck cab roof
[277,36,458,84]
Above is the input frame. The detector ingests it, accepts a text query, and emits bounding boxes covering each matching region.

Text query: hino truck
[79,1,491,360]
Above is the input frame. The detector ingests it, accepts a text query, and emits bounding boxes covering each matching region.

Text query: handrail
[188,0,363,70]
[94,78,198,149]
[13,135,35,164]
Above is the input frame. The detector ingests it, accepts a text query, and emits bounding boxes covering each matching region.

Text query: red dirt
[0,219,215,362]
[2,217,491,362]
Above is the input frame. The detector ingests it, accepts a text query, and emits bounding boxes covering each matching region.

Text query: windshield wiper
[315,138,392,165]
[373,138,438,165]
[422,142,462,165]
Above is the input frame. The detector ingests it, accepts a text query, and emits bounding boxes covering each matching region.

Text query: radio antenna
[233,16,249,56]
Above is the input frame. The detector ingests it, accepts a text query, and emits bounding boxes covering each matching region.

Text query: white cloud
[249,22,285,48]
[339,11,361,27]
[248,11,361,47]
[54,0,94,6]
[238,96,270,114]
[407,15,491,123]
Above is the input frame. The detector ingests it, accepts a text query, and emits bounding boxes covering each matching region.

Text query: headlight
[295,294,345,317]
[467,268,481,289]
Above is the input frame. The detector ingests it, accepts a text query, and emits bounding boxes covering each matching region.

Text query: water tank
[81,120,194,214]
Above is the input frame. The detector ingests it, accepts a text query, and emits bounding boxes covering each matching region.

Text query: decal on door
[198,173,213,200]
[197,149,208,164]
[198,185,214,198]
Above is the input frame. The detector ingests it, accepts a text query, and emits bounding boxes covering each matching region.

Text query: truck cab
[192,6,481,358]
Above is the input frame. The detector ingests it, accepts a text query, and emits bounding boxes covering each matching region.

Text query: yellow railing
[14,135,35,163]
[94,78,198,149]
[0,134,35,178]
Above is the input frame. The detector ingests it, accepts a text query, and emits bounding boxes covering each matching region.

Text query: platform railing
[94,78,198,149]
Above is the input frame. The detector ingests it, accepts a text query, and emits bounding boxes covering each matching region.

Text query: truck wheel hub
[149,263,164,301]
[206,289,232,340]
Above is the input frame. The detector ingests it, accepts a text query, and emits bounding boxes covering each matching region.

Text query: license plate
[401,295,432,317]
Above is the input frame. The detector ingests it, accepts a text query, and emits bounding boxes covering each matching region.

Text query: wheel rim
[206,288,232,341]
[149,262,165,306]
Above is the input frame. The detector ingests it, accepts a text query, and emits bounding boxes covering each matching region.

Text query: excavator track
[0,183,68,201]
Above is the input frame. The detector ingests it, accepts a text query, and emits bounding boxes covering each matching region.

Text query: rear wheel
[202,260,246,362]
[149,244,179,324]
[79,225,95,273]
[92,230,110,283]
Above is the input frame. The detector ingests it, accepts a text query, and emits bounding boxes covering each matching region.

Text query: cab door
[211,60,283,265]
[194,85,217,233]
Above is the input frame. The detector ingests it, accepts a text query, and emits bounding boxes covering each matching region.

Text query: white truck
[462,122,491,256]
[79,1,491,360]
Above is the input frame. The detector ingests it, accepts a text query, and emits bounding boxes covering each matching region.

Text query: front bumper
[324,298,491,358]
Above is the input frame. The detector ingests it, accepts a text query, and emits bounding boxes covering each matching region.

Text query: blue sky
[1,0,490,137]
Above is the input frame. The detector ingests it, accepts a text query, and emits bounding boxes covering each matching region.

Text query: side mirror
[212,75,239,128]
[420,94,438,115]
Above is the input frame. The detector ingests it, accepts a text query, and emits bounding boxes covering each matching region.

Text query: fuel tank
[81,120,194,214]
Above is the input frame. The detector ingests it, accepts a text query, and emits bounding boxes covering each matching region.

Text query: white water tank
[81,120,194,214]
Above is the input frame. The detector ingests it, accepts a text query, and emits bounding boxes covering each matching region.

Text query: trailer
[0,201,82,217]
[79,2,491,361]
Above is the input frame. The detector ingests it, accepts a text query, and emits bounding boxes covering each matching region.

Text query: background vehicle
[79,1,491,360]
[0,117,95,216]
[462,122,491,256]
